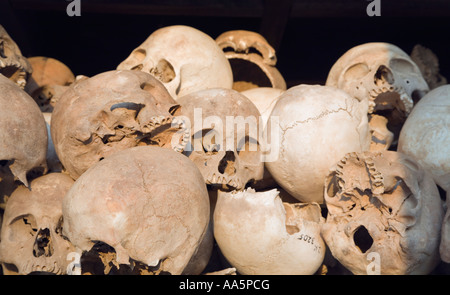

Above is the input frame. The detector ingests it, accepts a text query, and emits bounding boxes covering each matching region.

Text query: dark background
[1,0,450,87]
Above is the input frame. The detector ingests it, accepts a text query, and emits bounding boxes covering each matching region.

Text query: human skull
[177,88,265,191]
[0,25,32,89]
[0,173,77,275]
[322,151,444,275]
[51,70,189,180]
[241,87,284,130]
[215,30,286,92]
[62,146,210,275]
[24,56,75,112]
[117,25,233,100]
[0,74,48,186]
[214,188,325,275]
[397,84,450,262]
[265,84,371,203]
[326,42,429,148]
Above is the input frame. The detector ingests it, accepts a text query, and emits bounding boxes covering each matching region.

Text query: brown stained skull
[51,70,189,180]
[322,151,444,275]
[177,88,264,191]
[216,30,286,92]
[62,146,210,275]
[24,56,75,112]
[326,43,429,149]
[0,74,48,187]
[0,173,77,275]
[0,25,32,89]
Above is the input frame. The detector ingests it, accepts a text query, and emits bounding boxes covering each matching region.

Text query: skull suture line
[326,42,429,149]
[62,146,210,275]
[322,151,444,275]
[117,25,233,100]
[0,173,77,275]
[51,70,189,180]
[177,88,265,191]
[0,25,32,89]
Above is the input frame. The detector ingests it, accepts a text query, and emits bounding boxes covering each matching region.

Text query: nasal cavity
[374,65,395,85]
[353,225,373,253]
[218,151,236,176]
[33,228,53,257]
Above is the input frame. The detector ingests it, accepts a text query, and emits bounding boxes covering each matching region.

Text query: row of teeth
[0,60,29,89]
[24,261,64,275]
[368,86,413,114]
[206,173,242,189]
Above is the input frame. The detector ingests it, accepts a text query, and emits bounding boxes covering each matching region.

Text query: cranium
[51,70,189,180]
[0,74,48,187]
[0,25,32,89]
[24,56,75,112]
[117,25,233,100]
[0,173,77,274]
[62,146,210,275]
[397,84,450,262]
[322,151,444,274]
[214,188,325,275]
[177,88,265,191]
[215,30,286,92]
[326,42,429,148]
[265,84,371,204]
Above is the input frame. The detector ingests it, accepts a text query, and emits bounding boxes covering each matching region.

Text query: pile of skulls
[0,23,448,275]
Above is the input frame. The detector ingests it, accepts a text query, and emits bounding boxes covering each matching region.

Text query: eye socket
[343,63,370,82]
[192,129,222,154]
[0,41,6,58]
[389,58,416,73]
[8,214,38,241]
[236,136,260,164]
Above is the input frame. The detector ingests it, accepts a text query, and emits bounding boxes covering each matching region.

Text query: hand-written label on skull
[297,233,322,253]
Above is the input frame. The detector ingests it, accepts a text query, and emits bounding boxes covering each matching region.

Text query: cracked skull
[322,151,444,275]
[0,173,77,275]
[265,84,371,203]
[215,30,286,92]
[397,85,450,262]
[178,88,265,191]
[0,74,48,187]
[326,42,429,149]
[51,70,188,180]
[214,188,325,275]
[0,25,32,89]
[117,25,233,100]
[62,146,210,275]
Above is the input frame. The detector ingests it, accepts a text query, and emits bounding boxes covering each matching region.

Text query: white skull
[326,42,429,148]
[213,188,325,275]
[0,25,31,89]
[62,146,210,275]
[265,84,371,203]
[0,173,77,275]
[215,30,286,92]
[322,151,444,275]
[117,25,233,100]
[178,88,265,191]
[51,70,188,180]
[0,74,48,187]
[397,84,450,262]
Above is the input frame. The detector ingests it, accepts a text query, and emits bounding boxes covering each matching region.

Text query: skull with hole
[0,74,48,187]
[214,188,325,275]
[51,70,189,180]
[177,88,265,191]
[397,84,450,262]
[265,84,371,204]
[326,42,429,149]
[0,25,31,89]
[0,173,77,275]
[24,56,75,112]
[322,151,444,275]
[215,30,286,92]
[117,25,233,100]
[62,146,210,275]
